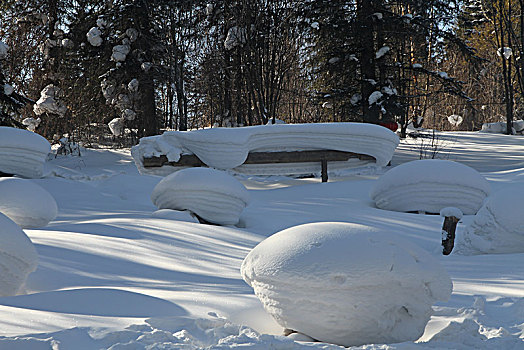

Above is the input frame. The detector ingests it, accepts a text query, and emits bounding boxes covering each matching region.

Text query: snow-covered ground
[0,131,523,349]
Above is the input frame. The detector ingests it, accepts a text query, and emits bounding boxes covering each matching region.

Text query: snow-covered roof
[132,123,399,176]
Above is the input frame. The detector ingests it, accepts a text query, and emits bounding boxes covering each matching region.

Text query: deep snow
[0,131,523,349]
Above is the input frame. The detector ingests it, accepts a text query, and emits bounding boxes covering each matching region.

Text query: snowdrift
[241,222,452,347]
[0,127,51,178]
[151,167,250,225]
[0,178,58,228]
[458,185,524,254]
[131,123,399,176]
[0,213,38,296]
[371,159,490,214]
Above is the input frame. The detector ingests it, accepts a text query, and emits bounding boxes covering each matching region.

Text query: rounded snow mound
[371,159,490,214]
[151,209,199,223]
[0,178,58,228]
[0,213,38,296]
[151,168,250,225]
[241,222,452,347]
[0,127,51,178]
[458,185,524,254]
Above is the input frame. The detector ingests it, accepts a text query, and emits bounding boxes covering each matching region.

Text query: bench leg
[321,159,328,182]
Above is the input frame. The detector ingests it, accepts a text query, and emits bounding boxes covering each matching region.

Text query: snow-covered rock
[132,123,399,177]
[0,126,51,178]
[458,185,524,254]
[0,213,38,296]
[86,27,103,47]
[241,222,452,347]
[371,159,490,215]
[33,84,67,117]
[151,209,199,223]
[0,178,58,228]
[151,168,249,225]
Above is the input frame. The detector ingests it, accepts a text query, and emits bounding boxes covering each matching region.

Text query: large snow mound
[241,222,452,347]
[151,167,250,225]
[0,178,58,228]
[132,123,399,176]
[371,159,490,214]
[0,127,51,178]
[0,213,38,296]
[457,185,524,254]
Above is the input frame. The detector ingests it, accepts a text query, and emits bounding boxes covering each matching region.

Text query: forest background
[0,0,521,146]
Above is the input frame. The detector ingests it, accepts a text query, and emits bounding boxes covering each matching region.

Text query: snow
[368,91,383,105]
[0,213,38,297]
[3,83,13,95]
[0,41,8,59]
[457,185,524,255]
[370,159,490,215]
[413,63,422,68]
[481,121,523,134]
[131,123,399,176]
[86,27,102,47]
[151,167,249,225]
[311,22,319,29]
[440,207,463,219]
[376,46,390,59]
[497,47,512,59]
[0,126,51,178]
[0,131,523,348]
[373,12,383,20]
[112,44,130,62]
[151,209,199,223]
[447,115,463,127]
[224,26,247,50]
[108,117,125,136]
[22,117,41,132]
[0,178,58,229]
[241,222,452,347]
[33,84,67,117]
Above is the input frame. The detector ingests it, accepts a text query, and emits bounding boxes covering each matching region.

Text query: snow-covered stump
[0,127,51,178]
[0,178,58,228]
[241,222,452,347]
[151,168,250,226]
[440,207,463,255]
[371,159,490,215]
[0,213,38,296]
[457,186,524,255]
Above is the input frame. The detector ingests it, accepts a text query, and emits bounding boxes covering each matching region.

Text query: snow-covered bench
[132,123,399,181]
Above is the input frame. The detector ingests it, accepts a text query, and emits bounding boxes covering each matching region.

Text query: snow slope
[0,131,523,349]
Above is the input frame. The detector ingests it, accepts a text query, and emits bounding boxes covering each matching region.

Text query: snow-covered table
[132,123,399,180]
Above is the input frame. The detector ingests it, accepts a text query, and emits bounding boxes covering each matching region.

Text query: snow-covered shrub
[457,185,524,254]
[371,159,490,215]
[0,178,58,228]
[151,167,250,225]
[0,212,38,296]
[0,126,51,178]
[241,222,452,347]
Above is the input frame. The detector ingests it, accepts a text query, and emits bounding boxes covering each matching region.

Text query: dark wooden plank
[143,150,376,168]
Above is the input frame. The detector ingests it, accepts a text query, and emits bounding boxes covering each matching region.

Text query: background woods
[1,0,523,145]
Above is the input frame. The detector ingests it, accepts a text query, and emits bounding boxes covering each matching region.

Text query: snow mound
[132,123,399,176]
[458,185,524,254]
[0,213,38,296]
[151,209,199,223]
[0,178,58,228]
[480,121,524,134]
[0,127,51,178]
[371,159,490,214]
[151,168,250,225]
[241,222,452,347]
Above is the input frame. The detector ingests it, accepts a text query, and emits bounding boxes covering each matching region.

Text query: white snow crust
[371,159,490,214]
[151,167,250,225]
[241,222,452,347]
[0,213,38,296]
[458,185,524,254]
[131,123,399,176]
[0,178,58,228]
[0,127,51,178]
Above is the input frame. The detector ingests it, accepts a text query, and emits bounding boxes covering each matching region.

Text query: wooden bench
[143,150,375,182]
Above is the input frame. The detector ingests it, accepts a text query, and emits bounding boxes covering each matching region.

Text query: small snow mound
[0,178,58,228]
[0,213,38,296]
[458,185,524,254]
[151,168,250,225]
[481,121,519,134]
[371,159,490,215]
[241,222,452,347]
[0,126,51,178]
[151,209,199,223]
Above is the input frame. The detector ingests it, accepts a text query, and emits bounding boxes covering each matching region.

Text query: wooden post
[441,215,460,255]
[321,158,328,182]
